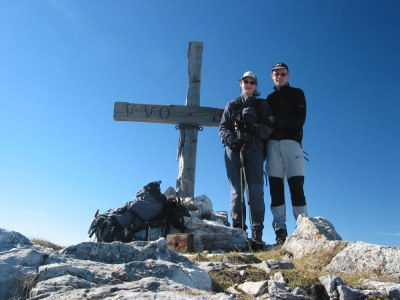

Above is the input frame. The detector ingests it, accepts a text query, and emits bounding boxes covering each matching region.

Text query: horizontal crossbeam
[113,102,223,127]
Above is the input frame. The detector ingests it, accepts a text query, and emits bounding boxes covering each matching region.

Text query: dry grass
[254,248,291,261]
[190,252,262,265]
[203,242,395,298]
[17,275,37,300]
[30,238,63,251]
[210,268,269,293]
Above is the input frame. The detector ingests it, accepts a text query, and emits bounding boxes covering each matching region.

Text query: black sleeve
[219,102,236,146]
[255,100,274,140]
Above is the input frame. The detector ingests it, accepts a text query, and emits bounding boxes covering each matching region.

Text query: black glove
[243,121,258,134]
[228,137,243,151]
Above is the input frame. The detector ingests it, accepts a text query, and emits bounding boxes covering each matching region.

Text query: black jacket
[267,84,306,143]
[219,94,274,151]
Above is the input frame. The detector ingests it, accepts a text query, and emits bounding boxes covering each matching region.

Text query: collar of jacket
[274,82,290,92]
[240,93,256,104]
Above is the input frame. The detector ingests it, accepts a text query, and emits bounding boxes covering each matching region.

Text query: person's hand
[229,138,244,151]
[243,122,257,134]
[242,107,257,124]
[265,116,275,127]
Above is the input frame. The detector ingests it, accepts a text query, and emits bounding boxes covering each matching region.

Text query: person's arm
[219,102,241,150]
[254,101,274,140]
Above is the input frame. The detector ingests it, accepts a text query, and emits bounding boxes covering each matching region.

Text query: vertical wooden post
[176,42,203,199]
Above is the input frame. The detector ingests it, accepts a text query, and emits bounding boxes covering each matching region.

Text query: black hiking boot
[251,229,264,252]
[233,223,248,231]
[275,228,288,245]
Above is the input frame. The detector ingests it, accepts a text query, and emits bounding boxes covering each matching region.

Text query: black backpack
[88,181,190,243]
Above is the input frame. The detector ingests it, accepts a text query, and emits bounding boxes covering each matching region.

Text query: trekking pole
[240,150,253,231]
[235,126,247,233]
[239,157,246,232]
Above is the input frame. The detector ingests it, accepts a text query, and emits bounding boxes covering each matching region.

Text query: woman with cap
[219,71,274,251]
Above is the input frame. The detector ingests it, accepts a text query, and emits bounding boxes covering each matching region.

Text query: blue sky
[1,0,399,248]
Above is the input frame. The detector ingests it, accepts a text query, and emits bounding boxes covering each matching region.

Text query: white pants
[265,139,305,179]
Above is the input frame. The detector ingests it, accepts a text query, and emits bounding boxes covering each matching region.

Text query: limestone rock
[283,215,343,258]
[268,279,289,294]
[362,280,400,298]
[31,277,232,300]
[323,241,400,277]
[0,228,32,247]
[0,228,220,300]
[336,285,366,300]
[60,238,174,263]
[182,194,213,217]
[183,217,247,251]
[210,211,230,226]
[238,280,268,296]
[0,229,53,300]
[254,259,294,273]
[319,275,344,298]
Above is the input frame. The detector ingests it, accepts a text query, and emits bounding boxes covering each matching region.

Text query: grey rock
[292,287,307,296]
[238,280,269,296]
[272,272,287,283]
[0,228,218,300]
[30,274,98,297]
[30,277,232,300]
[0,228,33,249]
[0,230,51,300]
[112,259,211,291]
[324,241,400,277]
[183,217,247,251]
[336,284,366,300]
[210,211,230,226]
[226,284,242,295]
[283,215,343,258]
[319,275,344,297]
[268,279,290,294]
[60,238,174,263]
[164,186,179,199]
[183,194,213,217]
[254,259,294,273]
[196,261,230,273]
[362,280,400,298]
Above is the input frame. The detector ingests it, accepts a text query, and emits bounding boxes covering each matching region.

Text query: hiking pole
[239,155,246,232]
[235,125,247,233]
[240,150,253,231]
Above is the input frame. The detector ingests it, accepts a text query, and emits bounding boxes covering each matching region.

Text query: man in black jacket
[266,63,308,245]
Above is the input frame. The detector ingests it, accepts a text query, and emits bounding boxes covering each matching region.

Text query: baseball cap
[240,71,257,82]
[272,62,289,72]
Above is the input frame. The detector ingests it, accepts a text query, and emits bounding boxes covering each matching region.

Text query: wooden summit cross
[113,42,223,199]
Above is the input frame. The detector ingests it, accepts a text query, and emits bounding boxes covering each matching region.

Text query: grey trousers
[265,139,307,232]
[224,147,265,230]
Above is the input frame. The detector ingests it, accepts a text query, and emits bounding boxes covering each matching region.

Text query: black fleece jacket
[266,83,306,143]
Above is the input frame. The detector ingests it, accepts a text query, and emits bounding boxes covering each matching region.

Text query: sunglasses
[273,72,287,77]
[243,80,257,85]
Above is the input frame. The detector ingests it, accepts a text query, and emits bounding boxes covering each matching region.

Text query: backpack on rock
[88,181,190,243]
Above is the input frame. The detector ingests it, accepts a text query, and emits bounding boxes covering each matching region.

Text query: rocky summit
[1,191,400,299]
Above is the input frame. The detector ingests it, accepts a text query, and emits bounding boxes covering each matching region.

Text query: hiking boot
[233,223,248,231]
[251,229,264,252]
[275,228,287,245]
